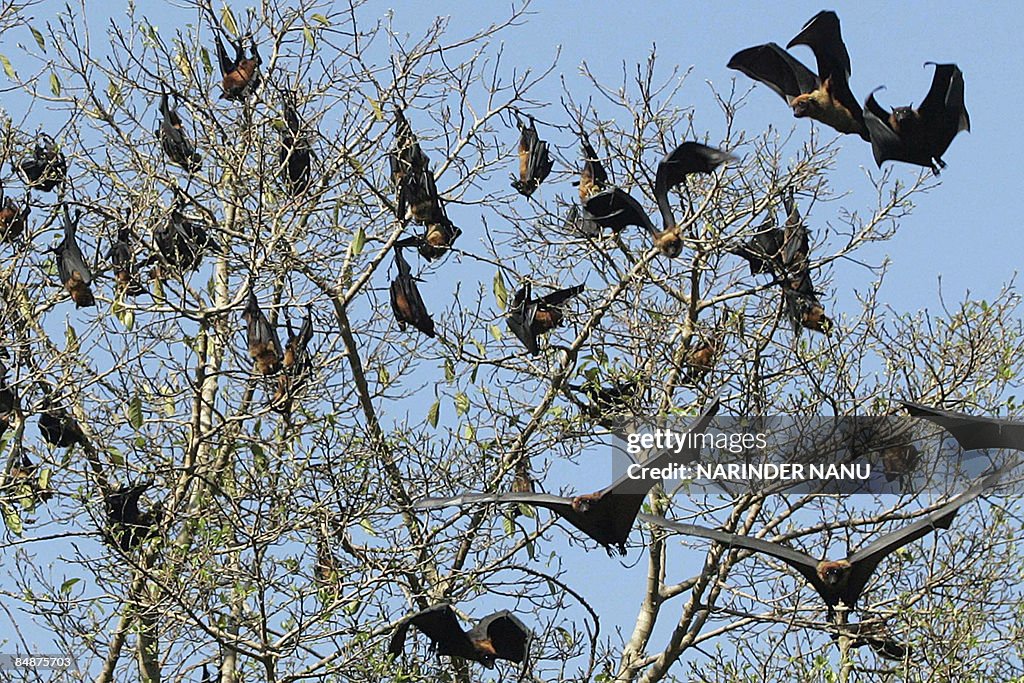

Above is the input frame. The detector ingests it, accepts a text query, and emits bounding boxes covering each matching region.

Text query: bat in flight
[902,401,1024,453]
[158,88,201,172]
[243,290,283,376]
[638,464,1006,613]
[415,398,719,555]
[584,142,732,256]
[0,180,30,242]
[14,132,66,192]
[277,88,313,195]
[651,142,736,257]
[389,246,436,338]
[389,602,531,672]
[214,35,261,101]
[863,63,970,174]
[54,205,96,308]
[506,282,584,356]
[104,480,162,551]
[728,11,868,140]
[510,114,554,198]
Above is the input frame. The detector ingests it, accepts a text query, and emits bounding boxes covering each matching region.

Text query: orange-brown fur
[791,79,862,135]
[816,559,851,585]
[66,272,95,308]
[250,341,281,376]
[654,228,683,258]
[531,308,562,333]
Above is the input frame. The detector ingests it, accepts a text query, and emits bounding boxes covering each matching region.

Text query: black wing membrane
[536,283,585,307]
[389,603,478,661]
[475,611,531,663]
[843,465,1008,603]
[637,513,824,590]
[902,401,1024,452]
[917,63,971,159]
[584,187,656,234]
[727,43,819,104]
[785,10,851,81]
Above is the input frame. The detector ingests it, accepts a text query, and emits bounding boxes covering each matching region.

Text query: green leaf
[444,358,455,383]
[463,423,475,440]
[199,47,212,76]
[220,6,239,36]
[311,13,330,26]
[108,446,125,467]
[65,323,79,354]
[427,400,440,428]
[30,26,46,52]
[127,395,144,430]
[60,578,80,595]
[359,518,377,536]
[302,26,315,49]
[350,225,365,255]
[49,71,61,96]
[367,97,383,122]
[174,48,192,80]
[2,501,23,535]
[0,54,16,79]
[502,514,514,535]
[488,325,502,341]
[454,392,470,416]
[493,270,508,310]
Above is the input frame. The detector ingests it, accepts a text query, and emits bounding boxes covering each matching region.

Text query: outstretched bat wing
[844,465,1007,605]
[918,63,970,158]
[785,10,851,81]
[389,603,477,660]
[584,187,656,234]
[902,401,1024,452]
[727,43,819,104]
[862,97,907,167]
[637,513,824,591]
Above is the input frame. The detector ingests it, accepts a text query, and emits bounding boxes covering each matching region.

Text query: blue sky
[1,1,1020,678]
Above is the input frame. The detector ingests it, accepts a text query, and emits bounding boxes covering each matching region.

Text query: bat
[576,132,609,203]
[395,214,462,261]
[652,141,736,257]
[562,203,602,238]
[273,305,315,414]
[200,664,212,683]
[0,180,29,242]
[779,188,809,272]
[154,192,220,272]
[839,620,909,661]
[314,537,339,585]
[863,63,970,174]
[54,206,95,308]
[583,187,656,235]
[569,379,641,423]
[105,480,161,551]
[215,35,261,101]
[243,290,283,376]
[506,282,585,356]
[278,89,313,195]
[13,132,66,192]
[38,397,87,448]
[389,108,430,194]
[389,602,531,672]
[728,220,784,276]
[728,11,868,139]
[389,246,436,338]
[158,89,201,172]
[415,398,719,555]
[901,401,1024,453]
[396,164,446,226]
[106,225,147,297]
[681,332,720,385]
[782,270,831,335]
[510,114,554,198]
[637,464,1007,613]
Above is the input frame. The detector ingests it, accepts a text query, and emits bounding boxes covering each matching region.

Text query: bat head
[654,228,683,258]
[816,559,852,586]
[890,106,917,131]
